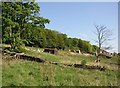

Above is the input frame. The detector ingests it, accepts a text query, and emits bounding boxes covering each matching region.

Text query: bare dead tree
[94,24,112,61]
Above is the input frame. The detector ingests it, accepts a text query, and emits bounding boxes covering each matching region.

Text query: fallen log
[17,54,45,63]
[74,64,83,68]
[73,64,106,71]
[51,62,58,65]
[2,50,106,71]
[2,50,45,63]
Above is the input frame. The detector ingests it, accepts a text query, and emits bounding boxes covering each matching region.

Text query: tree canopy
[2,1,98,53]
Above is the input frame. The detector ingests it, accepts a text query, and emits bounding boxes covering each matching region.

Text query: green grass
[22,46,118,70]
[2,58,118,86]
[2,46,119,86]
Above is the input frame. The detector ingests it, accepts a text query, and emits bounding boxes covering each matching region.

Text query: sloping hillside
[2,46,118,86]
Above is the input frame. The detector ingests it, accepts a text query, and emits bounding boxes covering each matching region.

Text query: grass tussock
[2,46,118,86]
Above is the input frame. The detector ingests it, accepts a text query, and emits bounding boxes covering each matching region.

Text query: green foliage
[2,2,50,52]
[10,33,21,49]
[81,59,87,66]
[92,45,99,52]
[2,1,98,53]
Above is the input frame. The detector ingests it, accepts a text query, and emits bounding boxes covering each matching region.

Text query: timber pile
[2,50,106,71]
[2,50,45,63]
[50,62,106,71]
[17,54,45,63]
[74,64,106,71]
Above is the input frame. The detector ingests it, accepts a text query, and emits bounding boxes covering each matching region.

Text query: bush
[118,58,120,63]
[12,47,27,53]
[81,59,87,66]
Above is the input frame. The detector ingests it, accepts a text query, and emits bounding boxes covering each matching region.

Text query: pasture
[2,46,119,86]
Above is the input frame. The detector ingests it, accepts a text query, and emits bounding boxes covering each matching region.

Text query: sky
[38,2,118,53]
[118,2,120,52]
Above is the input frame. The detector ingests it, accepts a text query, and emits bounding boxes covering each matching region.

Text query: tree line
[1,2,99,53]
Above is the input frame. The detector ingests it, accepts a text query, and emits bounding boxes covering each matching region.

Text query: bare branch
[94,24,112,53]
[93,39,99,43]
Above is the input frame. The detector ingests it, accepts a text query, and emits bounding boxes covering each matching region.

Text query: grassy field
[2,46,119,86]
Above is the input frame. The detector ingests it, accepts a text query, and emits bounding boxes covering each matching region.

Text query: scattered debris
[74,64,106,71]
[2,50,45,63]
[2,50,106,71]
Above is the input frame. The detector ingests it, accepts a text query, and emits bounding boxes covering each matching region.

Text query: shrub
[10,46,27,53]
[81,59,87,66]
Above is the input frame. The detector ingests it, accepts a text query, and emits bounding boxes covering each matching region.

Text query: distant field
[2,46,118,86]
